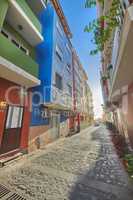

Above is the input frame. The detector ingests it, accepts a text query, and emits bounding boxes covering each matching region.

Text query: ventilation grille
[0,184,26,200]
[0,184,10,198]
[6,193,26,200]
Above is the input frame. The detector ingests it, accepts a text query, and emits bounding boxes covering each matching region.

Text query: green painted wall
[0,33,38,78]
[16,0,42,33]
[0,0,8,28]
[3,22,35,59]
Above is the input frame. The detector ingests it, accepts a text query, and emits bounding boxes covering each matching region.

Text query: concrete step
[0,152,23,167]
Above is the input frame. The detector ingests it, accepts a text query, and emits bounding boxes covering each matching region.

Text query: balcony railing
[110,1,125,83]
[0,33,38,78]
[111,27,121,74]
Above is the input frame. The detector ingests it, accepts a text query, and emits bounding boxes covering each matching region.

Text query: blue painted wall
[31,4,54,126]
[31,3,73,126]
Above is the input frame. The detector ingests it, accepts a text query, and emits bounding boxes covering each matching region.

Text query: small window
[1,29,29,55]
[55,73,63,90]
[66,43,71,54]
[1,30,8,38]
[67,64,71,72]
[11,39,20,48]
[56,21,63,37]
[68,84,72,96]
[20,46,29,55]
[123,2,126,9]
[56,45,63,62]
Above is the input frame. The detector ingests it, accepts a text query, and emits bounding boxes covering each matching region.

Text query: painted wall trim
[0,56,40,87]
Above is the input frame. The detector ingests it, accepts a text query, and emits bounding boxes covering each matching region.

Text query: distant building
[72,49,94,131]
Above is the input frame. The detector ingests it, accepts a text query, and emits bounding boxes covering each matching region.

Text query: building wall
[30,3,73,151]
[73,53,83,112]
[0,0,42,155]
[28,125,50,152]
[51,16,73,108]
[31,4,73,125]
[99,0,133,150]
[0,78,30,152]
[120,83,133,148]
[0,0,40,79]
[31,5,54,127]
[60,115,69,137]
[3,22,35,59]
[72,49,93,131]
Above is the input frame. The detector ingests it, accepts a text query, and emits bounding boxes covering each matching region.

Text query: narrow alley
[0,126,132,200]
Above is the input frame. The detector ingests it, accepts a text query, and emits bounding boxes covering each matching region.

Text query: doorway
[50,112,60,139]
[0,105,24,154]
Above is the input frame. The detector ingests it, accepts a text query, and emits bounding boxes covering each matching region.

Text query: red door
[0,105,24,154]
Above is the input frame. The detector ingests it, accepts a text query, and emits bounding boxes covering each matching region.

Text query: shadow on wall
[69,129,132,200]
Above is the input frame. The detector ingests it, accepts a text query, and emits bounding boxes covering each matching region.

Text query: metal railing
[110,2,125,81]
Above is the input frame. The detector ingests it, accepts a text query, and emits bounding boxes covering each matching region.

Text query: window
[66,43,71,55]
[55,73,63,90]
[67,84,72,96]
[11,39,19,48]
[67,64,71,72]
[6,106,23,129]
[0,29,29,55]
[56,21,63,37]
[56,45,63,62]
[1,30,8,38]
[20,46,29,55]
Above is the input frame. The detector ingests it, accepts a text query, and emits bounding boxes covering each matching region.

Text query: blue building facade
[29,2,73,151]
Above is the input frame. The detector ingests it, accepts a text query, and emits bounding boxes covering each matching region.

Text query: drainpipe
[72,50,76,112]
[68,50,77,134]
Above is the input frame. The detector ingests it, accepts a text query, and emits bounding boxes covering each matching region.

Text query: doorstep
[0,149,23,167]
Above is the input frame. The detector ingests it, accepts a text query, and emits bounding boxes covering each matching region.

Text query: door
[51,113,60,139]
[0,105,24,154]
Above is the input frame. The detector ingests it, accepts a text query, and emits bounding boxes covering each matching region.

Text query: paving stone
[0,126,132,200]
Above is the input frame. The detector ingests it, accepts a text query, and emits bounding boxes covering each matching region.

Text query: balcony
[110,4,133,100]
[0,33,40,87]
[44,86,73,111]
[6,0,43,46]
[27,0,46,15]
[111,27,121,75]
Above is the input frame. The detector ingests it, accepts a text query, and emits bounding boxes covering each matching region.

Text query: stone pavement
[0,126,133,200]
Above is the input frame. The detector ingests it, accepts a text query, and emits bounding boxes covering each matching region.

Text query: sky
[60,0,103,119]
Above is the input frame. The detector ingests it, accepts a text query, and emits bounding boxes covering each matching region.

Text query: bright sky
[60,0,103,119]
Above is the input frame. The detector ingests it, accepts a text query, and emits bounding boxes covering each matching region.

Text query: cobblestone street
[0,126,133,200]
